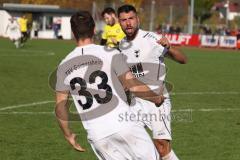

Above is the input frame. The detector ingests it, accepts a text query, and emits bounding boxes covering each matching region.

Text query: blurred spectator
[166,23,171,33]
[31,21,40,38]
[155,24,162,34]
[169,25,175,33]
[156,23,182,34]
[225,28,231,36]
[176,25,181,34]
[53,23,60,39]
[53,17,61,39]
[237,29,240,40]
[199,25,212,35]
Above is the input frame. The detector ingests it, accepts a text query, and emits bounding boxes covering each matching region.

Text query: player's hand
[157,37,171,49]
[155,95,166,107]
[65,133,86,152]
[111,37,118,45]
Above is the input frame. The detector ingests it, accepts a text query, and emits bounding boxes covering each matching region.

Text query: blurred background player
[118,4,187,160]
[18,15,28,46]
[100,7,125,48]
[5,17,22,48]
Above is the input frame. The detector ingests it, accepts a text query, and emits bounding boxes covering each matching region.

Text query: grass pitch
[0,38,240,160]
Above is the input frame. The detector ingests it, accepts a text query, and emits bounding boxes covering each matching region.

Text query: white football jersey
[7,21,20,32]
[119,29,169,98]
[6,21,21,39]
[56,44,134,141]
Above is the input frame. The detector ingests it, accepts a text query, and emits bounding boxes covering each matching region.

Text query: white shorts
[89,125,159,160]
[130,98,172,140]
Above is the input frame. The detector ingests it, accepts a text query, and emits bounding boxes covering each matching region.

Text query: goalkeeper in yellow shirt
[101,7,125,48]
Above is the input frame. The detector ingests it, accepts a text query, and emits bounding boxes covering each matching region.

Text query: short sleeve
[112,54,130,76]
[148,33,168,57]
[55,66,69,91]
[153,45,168,57]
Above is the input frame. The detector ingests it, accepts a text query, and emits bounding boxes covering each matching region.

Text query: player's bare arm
[118,71,165,106]
[157,37,187,64]
[55,91,86,152]
[110,37,118,45]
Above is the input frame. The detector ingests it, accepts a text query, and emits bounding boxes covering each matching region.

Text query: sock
[17,40,21,48]
[14,41,18,48]
[162,150,179,160]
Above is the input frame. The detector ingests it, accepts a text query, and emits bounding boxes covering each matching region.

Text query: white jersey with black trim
[56,44,134,142]
[119,29,170,98]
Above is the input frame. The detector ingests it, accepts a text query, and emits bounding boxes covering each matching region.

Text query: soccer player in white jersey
[5,17,21,48]
[118,5,187,160]
[55,11,165,160]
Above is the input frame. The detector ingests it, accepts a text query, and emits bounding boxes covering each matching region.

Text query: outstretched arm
[55,91,86,152]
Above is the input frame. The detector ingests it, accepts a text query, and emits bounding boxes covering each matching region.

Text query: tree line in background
[1,0,240,33]
[0,0,92,10]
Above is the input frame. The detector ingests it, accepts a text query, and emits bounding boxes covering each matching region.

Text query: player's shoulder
[114,23,122,29]
[89,44,120,55]
[138,30,165,50]
[58,48,78,66]
[139,29,161,42]
[103,24,111,31]
[81,44,121,56]
[59,45,120,65]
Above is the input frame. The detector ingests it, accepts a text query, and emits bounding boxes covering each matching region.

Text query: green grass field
[0,37,240,160]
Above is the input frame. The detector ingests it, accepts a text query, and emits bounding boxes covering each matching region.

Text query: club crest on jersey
[130,63,145,78]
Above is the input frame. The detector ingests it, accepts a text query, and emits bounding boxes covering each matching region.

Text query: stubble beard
[126,27,139,41]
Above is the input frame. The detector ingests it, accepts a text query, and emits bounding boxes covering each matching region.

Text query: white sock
[14,41,18,48]
[14,40,20,48]
[162,150,179,160]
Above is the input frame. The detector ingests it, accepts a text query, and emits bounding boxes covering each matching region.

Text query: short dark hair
[117,4,137,17]
[70,11,95,41]
[101,7,116,17]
